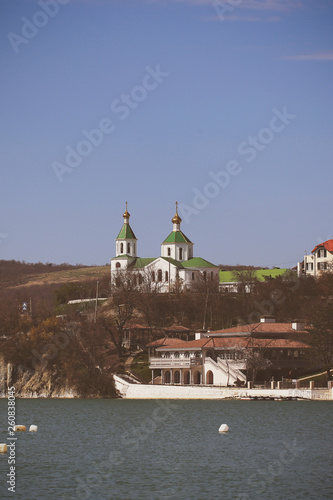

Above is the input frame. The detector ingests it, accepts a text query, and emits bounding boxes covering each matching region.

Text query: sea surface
[0,398,332,500]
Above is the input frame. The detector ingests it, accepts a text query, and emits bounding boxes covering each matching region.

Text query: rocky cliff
[0,355,79,398]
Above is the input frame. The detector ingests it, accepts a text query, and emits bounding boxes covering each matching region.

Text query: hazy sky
[1,0,332,268]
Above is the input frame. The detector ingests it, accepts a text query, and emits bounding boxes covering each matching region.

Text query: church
[110,203,219,292]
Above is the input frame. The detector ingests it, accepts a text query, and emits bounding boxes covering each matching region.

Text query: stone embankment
[114,375,333,400]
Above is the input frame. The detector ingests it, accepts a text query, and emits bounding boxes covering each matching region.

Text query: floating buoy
[29,425,38,432]
[0,444,7,453]
[219,424,229,433]
[14,425,26,432]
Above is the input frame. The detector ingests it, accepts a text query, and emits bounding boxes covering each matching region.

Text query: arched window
[165,270,168,282]
[174,371,180,384]
[193,371,201,385]
[167,247,171,256]
[116,262,121,268]
[179,248,183,260]
[158,269,162,282]
[164,371,170,384]
[206,370,213,385]
[184,370,190,385]
[203,271,207,280]
[174,352,180,358]
[127,243,130,254]
[120,243,124,254]
[152,271,155,282]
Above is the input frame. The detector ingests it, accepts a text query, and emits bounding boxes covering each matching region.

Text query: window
[311,263,314,270]
[324,249,327,258]
[152,271,155,282]
[306,263,309,270]
[192,272,195,281]
[165,271,168,282]
[203,271,207,280]
[179,248,183,260]
[167,247,171,257]
[120,243,124,254]
[158,269,162,282]
[127,243,130,254]
[116,262,121,268]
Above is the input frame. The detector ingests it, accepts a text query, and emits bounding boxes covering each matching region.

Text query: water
[0,399,332,500]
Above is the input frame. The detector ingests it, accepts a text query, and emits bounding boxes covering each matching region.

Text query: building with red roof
[147,316,317,386]
[298,239,333,278]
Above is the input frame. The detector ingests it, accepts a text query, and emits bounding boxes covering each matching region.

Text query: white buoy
[219,424,229,433]
[0,444,7,453]
[29,425,38,432]
[14,425,26,432]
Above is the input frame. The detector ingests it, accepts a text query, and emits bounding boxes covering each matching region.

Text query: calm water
[0,399,332,500]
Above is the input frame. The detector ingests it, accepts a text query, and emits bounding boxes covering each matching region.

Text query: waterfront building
[147,316,316,386]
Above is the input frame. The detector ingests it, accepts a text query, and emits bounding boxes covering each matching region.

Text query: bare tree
[306,302,333,381]
[244,338,272,384]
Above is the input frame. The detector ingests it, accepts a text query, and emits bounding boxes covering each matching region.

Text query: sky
[1,0,332,268]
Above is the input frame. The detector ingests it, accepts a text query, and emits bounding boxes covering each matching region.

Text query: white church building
[111,203,219,292]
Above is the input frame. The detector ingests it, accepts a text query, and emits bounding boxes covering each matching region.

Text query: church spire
[171,201,182,231]
[123,201,130,224]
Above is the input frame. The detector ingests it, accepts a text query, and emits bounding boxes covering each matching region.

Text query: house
[219,268,290,293]
[147,316,316,386]
[298,239,333,278]
[110,202,219,292]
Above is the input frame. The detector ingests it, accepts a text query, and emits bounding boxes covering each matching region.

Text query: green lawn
[130,352,152,384]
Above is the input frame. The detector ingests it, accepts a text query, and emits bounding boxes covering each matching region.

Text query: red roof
[124,322,150,330]
[147,337,188,348]
[209,322,307,335]
[312,239,333,254]
[163,325,191,332]
[147,336,310,350]
[211,337,310,349]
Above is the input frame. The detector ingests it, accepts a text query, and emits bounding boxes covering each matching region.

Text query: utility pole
[94,280,99,323]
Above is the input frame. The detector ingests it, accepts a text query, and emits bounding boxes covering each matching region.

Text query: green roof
[160,257,184,269]
[219,268,290,283]
[131,258,157,269]
[182,257,217,268]
[162,231,192,244]
[111,254,133,260]
[116,223,137,240]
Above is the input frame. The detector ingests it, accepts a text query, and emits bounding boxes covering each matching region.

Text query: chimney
[260,316,276,323]
[195,330,206,340]
[292,319,305,331]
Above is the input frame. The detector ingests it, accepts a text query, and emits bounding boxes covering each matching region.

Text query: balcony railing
[149,357,203,368]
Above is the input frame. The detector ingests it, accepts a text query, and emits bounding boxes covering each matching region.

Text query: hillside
[0,260,110,289]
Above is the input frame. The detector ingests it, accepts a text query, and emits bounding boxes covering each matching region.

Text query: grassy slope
[0,260,110,290]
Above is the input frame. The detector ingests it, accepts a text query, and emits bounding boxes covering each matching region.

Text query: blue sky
[1,0,332,268]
